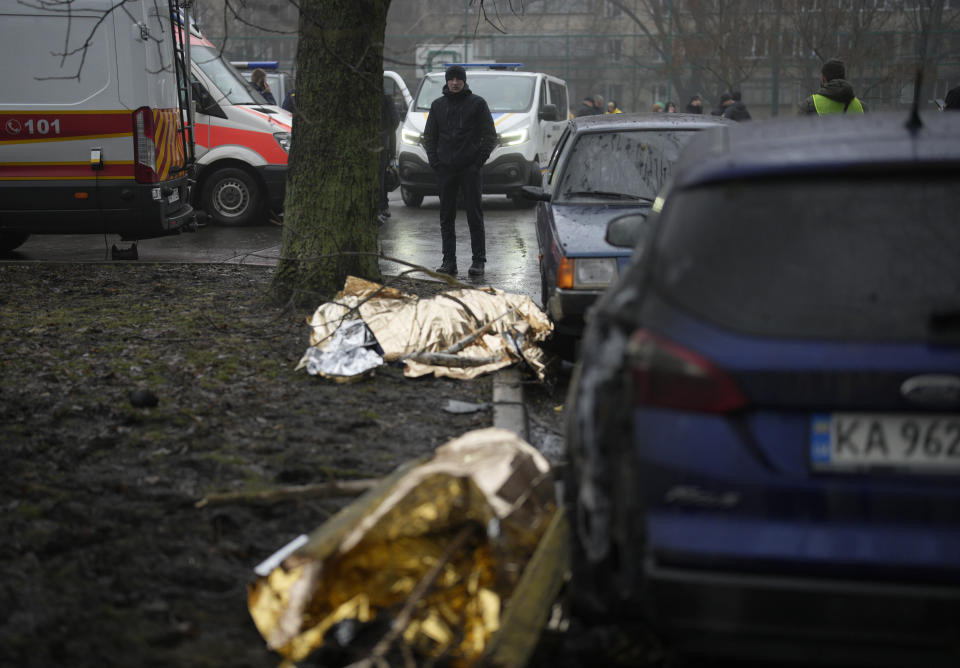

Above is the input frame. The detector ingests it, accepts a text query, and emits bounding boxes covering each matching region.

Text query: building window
[606,39,622,63]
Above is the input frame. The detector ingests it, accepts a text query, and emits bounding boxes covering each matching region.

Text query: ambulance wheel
[203,167,261,226]
[0,231,29,253]
[401,187,423,208]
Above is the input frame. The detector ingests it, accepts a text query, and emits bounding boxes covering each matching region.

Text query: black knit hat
[822,58,846,82]
[445,65,467,82]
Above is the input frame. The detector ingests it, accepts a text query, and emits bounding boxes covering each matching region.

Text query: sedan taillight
[628,329,747,413]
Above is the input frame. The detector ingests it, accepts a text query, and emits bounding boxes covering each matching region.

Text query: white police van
[397,64,569,207]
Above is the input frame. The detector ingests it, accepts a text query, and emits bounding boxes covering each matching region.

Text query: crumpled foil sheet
[302,319,383,379]
[247,427,556,665]
[296,276,554,380]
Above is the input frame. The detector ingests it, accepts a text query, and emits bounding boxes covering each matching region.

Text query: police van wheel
[203,167,261,226]
[400,186,423,208]
[0,231,29,253]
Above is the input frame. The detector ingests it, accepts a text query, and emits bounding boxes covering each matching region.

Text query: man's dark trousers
[437,164,485,264]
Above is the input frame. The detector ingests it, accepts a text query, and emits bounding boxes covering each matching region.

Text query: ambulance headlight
[401,128,421,145]
[499,128,528,146]
[273,132,291,153]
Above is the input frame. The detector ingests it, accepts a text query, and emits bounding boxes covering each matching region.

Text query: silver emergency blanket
[297,277,553,380]
[301,319,383,379]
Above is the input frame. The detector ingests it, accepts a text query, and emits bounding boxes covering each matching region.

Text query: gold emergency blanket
[297,276,553,380]
[247,428,556,666]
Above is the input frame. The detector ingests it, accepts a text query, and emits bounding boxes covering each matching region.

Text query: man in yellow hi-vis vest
[799,58,865,116]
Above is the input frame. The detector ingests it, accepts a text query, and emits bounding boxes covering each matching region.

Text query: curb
[492,367,527,441]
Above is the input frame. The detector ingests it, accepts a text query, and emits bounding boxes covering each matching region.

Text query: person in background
[944,86,960,110]
[652,102,664,112]
[594,94,605,116]
[250,68,276,106]
[281,90,296,113]
[575,96,602,116]
[685,95,703,113]
[722,90,752,121]
[711,92,733,116]
[422,65,497,277]
[378,92,399,223]
[606,100,623,114]
[665,100,677,112]
[798,58,864,116]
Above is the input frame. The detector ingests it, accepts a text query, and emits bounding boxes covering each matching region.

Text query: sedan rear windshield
[415,75,534,113]
[554,130,697,204]
[653,174,960,341]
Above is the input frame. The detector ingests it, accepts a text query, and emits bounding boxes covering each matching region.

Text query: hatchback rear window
[653,173,960,341]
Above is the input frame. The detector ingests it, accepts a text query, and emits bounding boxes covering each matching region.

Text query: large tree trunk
[271,0,391,305]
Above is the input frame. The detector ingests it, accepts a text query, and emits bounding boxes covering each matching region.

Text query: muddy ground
[1,263,593,668]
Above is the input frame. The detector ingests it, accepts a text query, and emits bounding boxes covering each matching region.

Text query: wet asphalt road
[2,190,544,306]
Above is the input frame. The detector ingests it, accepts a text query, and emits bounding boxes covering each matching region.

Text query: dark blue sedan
[565,112,960,666]
[525,113,730,347]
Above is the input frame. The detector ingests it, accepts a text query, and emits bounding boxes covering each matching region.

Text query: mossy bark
[271,0,391,306]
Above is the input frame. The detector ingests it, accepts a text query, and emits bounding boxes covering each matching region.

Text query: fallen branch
[444,306,520,355]
[400,306,521,369]
[403,352,505,368]
[346,523,480,668]
[195,479,378,508]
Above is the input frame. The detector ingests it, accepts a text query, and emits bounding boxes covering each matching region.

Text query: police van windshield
[192,45,265,105]
[415,74,535,113]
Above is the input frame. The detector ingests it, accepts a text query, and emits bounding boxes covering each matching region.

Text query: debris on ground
[297,277,553,381]
[443,399,491,414]
[247,427,568,667]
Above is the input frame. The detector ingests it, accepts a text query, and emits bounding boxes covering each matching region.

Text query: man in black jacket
[422,65,497,277]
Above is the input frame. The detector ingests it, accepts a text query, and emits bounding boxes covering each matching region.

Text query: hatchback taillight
[132,107,157,183]
[628,329,747,413]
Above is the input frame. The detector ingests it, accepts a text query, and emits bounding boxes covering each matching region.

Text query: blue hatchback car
[525,113,730,346]
[565,112,960,666]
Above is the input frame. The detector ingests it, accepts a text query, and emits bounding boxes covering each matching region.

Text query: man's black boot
[436,260,458,276]
[468,261,485,277]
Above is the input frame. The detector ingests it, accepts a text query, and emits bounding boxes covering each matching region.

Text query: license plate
[810,413,960,473]
[168,189,180,204]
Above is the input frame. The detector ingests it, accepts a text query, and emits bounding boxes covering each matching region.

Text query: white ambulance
[0,0,194,254]
[186,27,292,226]
[397,64,569,208]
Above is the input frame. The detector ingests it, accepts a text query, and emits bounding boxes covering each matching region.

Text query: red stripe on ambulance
[207,125,289,164]
[0,161,135,180]
[0,111,131,143]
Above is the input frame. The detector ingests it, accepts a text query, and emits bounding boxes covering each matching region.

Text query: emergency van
[187,27,292,226]
[397,64,569,207]
[0,0,194,254]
